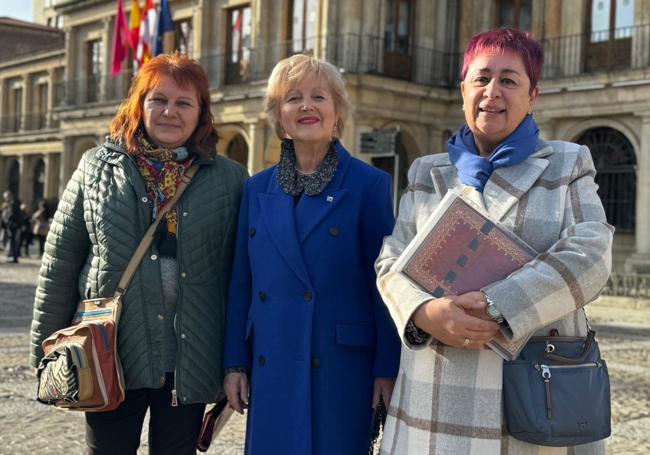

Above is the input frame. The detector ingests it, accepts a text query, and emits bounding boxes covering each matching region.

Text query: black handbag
[502,329,611,447]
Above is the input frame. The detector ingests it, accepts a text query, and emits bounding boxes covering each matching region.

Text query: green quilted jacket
[30,141,247,405]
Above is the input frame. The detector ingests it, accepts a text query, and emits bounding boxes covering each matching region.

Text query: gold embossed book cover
[392,187,538,360]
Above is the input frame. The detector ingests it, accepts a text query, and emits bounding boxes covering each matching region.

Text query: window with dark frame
[497,0,532,31]
[175,19,193,56]
[86,39,102,102]
[37,83,48,129]
[226,5,252,84]
[383,0,415,81]
[12,88,23,132]
[586,0,634,70]
[289,0,318,52]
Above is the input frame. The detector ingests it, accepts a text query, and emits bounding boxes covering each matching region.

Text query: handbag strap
[113,163,200,298]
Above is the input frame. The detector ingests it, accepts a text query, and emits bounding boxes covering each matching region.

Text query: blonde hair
[264,54,351,140]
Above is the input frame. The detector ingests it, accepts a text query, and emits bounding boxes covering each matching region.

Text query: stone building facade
[0,0,648,272]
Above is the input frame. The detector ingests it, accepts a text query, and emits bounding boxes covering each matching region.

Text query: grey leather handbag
[503,330,611,447]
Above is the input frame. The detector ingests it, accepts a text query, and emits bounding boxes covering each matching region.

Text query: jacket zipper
[171,200,183,407]
[535,362,601,419]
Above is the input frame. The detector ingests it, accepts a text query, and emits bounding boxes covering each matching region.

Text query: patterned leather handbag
[36,164,199,412]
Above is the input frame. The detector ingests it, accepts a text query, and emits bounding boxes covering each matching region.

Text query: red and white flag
[136,0,157,69]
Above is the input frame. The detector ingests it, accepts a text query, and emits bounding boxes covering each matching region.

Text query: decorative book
[392,187,538,360]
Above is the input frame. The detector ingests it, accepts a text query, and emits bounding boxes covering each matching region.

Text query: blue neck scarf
[447,115,540,192]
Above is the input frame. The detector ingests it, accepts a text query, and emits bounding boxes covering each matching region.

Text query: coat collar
[431,139,553,221]
[257,142,352,288]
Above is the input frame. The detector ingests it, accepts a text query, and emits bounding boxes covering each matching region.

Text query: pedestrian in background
[31,200,50,257]
[20,203,33,258]
[30,53,247,454]
[223,54,401,454]
[1,196,24,263]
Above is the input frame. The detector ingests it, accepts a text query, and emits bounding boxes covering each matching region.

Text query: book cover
[392,188,538,360]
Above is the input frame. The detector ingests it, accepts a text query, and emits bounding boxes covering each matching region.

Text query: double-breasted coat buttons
[328,226,340,236]
[258,291,266,302]
[304,291,313,302]
[258,355,266,366]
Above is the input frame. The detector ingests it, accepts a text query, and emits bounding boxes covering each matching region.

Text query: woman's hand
[412,291,500,349]
[224,372,249,414]
[372,377,396,408]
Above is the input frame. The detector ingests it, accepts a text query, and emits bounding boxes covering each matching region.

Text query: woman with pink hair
[376,28,612,454]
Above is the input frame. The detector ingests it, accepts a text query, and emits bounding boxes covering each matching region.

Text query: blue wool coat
[224,143,401,455]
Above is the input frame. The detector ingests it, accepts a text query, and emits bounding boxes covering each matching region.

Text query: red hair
[461,28,543,94]
[110,53,218,158]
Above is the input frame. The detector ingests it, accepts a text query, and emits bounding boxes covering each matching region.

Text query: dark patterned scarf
[276,140,338,196]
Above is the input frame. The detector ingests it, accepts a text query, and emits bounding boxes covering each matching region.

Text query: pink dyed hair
[461,28,544,93]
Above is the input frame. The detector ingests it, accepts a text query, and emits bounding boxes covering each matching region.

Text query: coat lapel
[482,141,553,221]
[295,142,351,243]
[258,184,312,289]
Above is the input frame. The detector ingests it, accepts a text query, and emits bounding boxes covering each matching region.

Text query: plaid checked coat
[376,140,613,455]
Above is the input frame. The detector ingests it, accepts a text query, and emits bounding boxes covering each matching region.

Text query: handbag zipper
[535,362,601,419]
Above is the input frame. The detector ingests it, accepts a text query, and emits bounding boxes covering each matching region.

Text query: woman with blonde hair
[223,54,401,454]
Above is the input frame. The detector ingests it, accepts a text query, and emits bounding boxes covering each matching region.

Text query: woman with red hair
[30,53,247,453]
[376,29,612,454]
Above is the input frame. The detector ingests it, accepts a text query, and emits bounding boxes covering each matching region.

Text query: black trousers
[85,374,205,455]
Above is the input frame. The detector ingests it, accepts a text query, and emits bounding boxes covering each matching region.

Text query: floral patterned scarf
[134,132,194,235]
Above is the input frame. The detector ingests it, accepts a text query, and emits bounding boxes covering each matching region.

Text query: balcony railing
[200,34,462,90]
[541,23,650,79]
[602,273,650,298]
[54,71,134,108]
[0,112,60,134]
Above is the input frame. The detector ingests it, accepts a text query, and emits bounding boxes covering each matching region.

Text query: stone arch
[574,126,637,233]
[562,118,640,159]
[217,125,250,167]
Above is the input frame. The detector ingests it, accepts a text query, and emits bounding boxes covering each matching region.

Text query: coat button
[182,211,188,217]
[150,254,158,261]
[180,272,186,278]
[329,226,340,236]
[311,357,320,369]
[141,197,148,203]
[258,291,266,302]
[250,228,256,237]
[304,291,313,302]
[258,355,266,366]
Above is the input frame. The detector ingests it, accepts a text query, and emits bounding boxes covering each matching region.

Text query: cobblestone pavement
[1,249,648,454]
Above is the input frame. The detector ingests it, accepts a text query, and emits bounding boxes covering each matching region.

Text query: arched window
[226,134,249,168]
[33,159,46,207]
[576,127,636,232]
[8,160,20,196]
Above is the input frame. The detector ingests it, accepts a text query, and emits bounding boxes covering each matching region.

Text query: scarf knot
[448,115,540,192]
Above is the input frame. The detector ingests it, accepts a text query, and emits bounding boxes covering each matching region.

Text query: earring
[528,110,533,115]
[462,105,465,111]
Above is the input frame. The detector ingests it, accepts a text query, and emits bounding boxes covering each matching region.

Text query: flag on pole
[136,0,157,68]
[129,0,140,50]
[110,0,131,76]
[155,0,175,55]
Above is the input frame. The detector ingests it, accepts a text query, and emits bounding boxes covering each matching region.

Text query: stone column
[101,17,112,102]
[46,69,56,129]
[43,153,61,199]
[247,120,266,175]
[20,75,31,131]
[18,155,32,206]
[59,137,76,195]
[63,26,76,106]
[625,114,650,272]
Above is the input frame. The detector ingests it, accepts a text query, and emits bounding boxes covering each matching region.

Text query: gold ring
[462,338,471,348]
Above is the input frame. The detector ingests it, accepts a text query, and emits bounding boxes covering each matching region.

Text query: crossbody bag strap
[113,163,200,298]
